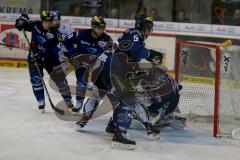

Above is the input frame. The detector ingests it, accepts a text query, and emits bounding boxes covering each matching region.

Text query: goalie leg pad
[163,92,180,115]
[168,116,186,130]
[134,103,149,123]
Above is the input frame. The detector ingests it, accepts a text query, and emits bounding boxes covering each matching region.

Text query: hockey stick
[150,102,170,126]
[22,31,64,115]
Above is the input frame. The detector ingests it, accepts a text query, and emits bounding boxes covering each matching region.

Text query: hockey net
[175,40,240,139]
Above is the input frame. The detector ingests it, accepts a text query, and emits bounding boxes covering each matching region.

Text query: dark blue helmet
[53,11,61,20]
[135,15,153,31]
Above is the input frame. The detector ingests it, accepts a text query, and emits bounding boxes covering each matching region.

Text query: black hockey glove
[30,51,44,64]
[15,13,29,31]
[147,49,163,65]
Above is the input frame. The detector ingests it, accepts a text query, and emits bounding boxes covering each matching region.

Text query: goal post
[175,39,240,138]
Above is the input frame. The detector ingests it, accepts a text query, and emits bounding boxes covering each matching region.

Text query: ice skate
[111,127,136,150]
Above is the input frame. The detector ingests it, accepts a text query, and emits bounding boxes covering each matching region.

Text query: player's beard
[144,31,150,40]
[143,28,151,40]
[92,29,103,38]
[144,34,148,40]
[53,23,60,29]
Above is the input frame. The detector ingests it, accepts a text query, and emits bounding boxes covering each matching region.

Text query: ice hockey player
[52,11,75,73]
[52,11,75,39]
[132,74,186,131]
[15,11,73,113]
[104,15,165,149]
[63,16,112,114]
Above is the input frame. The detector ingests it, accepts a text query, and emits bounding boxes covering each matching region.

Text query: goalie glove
[15,13,29,31]
[147,49,163,65]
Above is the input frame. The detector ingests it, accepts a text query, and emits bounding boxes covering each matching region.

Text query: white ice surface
[0,68,239,160]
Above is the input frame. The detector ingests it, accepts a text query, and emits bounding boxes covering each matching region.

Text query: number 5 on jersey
[133,35,139,42]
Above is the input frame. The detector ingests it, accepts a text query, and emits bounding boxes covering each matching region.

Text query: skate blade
[148,133,160,140]
[69,107,82,114]
[40,109,45,114]
[71,111,80,114]
[105,132,114,136]
[74,124,83,132]
[111,142,136,150]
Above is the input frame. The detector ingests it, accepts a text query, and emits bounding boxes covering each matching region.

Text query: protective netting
[177,41,240,138]
[219,46,240,137]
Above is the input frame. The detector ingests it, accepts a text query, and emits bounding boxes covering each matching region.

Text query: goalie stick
[149,102,170,125]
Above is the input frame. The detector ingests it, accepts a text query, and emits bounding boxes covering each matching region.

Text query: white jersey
[57,21,75,72]
[57,21,75,52]
[58,21,75,39]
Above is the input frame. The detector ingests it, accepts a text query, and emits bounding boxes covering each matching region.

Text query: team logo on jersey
[46,32,54,39]
[37,36,47,44]
[87,47,98,54]
[81,40,90,46]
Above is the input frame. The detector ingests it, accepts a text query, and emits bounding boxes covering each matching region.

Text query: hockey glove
[15,13,29,31]
[30,51,44,64]
[147,49,163,65]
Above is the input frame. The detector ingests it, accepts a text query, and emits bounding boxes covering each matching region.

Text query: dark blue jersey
[63,29,112,57]
[25,21,62,58]
[115,28,149,62]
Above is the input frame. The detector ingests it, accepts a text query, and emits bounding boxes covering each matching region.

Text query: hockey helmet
[40,10,53,21]
[53,11,61,20]
[91,16,106,29]
[135,15,153,32]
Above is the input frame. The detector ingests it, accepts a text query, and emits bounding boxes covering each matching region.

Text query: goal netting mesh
[176,40,240,138]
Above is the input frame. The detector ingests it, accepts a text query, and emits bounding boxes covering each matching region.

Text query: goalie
[132,72,186,131]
